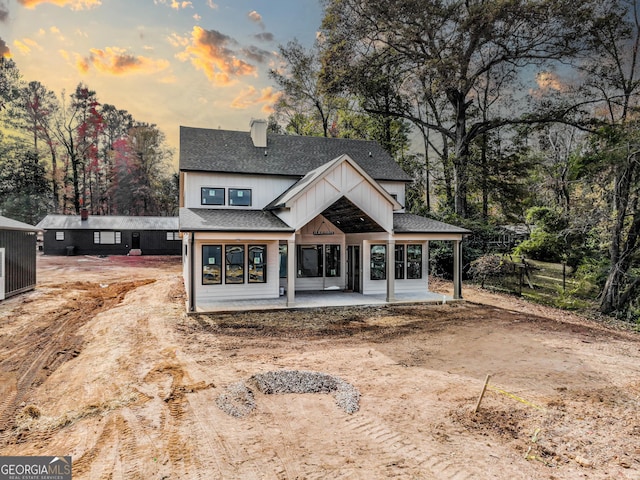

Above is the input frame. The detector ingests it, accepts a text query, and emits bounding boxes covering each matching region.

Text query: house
[487,224,531,252]
[179,119,470,313]
[0,215,39,301]
[36,213,181,256]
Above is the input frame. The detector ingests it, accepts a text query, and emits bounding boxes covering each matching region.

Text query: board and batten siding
[0,229,37,300]
[184,172,296,210]
[288,161,394,232]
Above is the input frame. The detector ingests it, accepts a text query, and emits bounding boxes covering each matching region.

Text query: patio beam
[286,238,296,306]
[453,239,462,299]
[386,238,395,302]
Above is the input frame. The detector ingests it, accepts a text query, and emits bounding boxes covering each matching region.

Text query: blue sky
[1,0,324,160]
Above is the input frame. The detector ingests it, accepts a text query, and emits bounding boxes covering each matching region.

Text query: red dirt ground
[0,254,638,479]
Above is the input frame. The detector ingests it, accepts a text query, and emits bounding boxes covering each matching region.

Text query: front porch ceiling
[320,196,385,234]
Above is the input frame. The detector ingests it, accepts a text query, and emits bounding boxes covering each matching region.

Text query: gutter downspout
[189,231,195,312]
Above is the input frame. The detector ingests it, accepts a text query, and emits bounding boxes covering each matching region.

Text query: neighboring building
[487,224,531,252]
[0,215,39,301]
[36,213,181,256]
[179,119,470,313]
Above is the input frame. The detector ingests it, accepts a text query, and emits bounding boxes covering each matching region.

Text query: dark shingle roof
[0,215,39,231]
[393,214,471,234]
[179,126,412,182]
[180,208,294,232]
[36,215,178,231]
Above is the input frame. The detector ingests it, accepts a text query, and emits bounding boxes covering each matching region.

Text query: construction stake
[474,374,491,413]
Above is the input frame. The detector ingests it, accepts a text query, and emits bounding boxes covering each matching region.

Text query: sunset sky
[1,0,324,163]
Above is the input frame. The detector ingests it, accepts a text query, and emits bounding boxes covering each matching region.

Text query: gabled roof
[179,126,412,182]
[0,215,40,232]
[36,215,179,231]
[180,208,294,232]
[393,214,471,234]
[267,154,402,211]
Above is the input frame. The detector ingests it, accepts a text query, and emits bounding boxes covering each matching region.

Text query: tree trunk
[599,159,640,315]
[449,89,469,217]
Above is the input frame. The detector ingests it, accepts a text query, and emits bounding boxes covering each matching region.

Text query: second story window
[201,187,224,205]
[229,188,252,206]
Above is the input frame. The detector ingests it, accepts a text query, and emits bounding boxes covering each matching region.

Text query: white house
[179,119,470,313]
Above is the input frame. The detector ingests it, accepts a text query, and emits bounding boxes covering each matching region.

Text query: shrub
[468,254,511,287]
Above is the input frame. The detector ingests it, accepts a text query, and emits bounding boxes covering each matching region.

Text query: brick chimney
[250,119,267,148]
[80,208,89,221]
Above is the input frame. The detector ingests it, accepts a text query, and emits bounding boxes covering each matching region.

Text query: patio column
[386,239,395,302]
[453,239,462,299]
[287,238,296,306]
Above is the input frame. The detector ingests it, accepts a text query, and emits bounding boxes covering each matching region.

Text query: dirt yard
[0,255,638,479]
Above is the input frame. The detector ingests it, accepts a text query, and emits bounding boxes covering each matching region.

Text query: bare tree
[321,0,597,217]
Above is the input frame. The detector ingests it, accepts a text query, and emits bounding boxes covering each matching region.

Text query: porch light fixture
[313,220,335,236]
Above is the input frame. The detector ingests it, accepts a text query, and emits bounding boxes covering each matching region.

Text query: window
[229,188,252,206]
[201,187,224,205]
[55,231,64,241]
[166,232,180,240]
[325,245,341,277]
[407,244,422,279]
[279,244,287,278]
[225,245,245,283]
[370,245,386,280]
[249,245,267,283]
[93,231,121,244]
[395,245,405,279]
[202,245,222,284]
[298,245,323,277]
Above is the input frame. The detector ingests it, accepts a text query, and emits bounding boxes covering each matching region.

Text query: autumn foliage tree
[0,61,177,220]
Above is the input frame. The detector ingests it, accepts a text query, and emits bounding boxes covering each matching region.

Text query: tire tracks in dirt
[0,280,154,445]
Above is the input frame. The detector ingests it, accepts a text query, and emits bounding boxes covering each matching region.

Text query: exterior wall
[0,229,37,299]
[287,162,394,232]
[183,172,297,210]
[193,239,281,303]
[379,181,406,211]
[42,229,181,256]
[361,239,430,295]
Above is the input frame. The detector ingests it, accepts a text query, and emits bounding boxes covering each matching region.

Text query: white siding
[288,161,395,232]
[360,240,429,295]
[194,240,280,302]
[379,181,406,211]
[184,172,296,209]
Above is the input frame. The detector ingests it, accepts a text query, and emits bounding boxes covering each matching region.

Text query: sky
[0,0,325,167]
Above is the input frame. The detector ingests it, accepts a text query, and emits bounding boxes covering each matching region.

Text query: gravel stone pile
[216,370,360,417]
[215,381,256,417]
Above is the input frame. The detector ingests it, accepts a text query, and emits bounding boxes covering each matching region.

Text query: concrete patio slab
[192,290,461,314]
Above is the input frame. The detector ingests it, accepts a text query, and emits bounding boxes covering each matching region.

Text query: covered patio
[191,289,461,313]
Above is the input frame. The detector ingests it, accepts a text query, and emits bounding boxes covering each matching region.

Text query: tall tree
[55,83,104,213]
[10,81,61,207]
[270,39,339,137]
[109,123,172,215]
[578,0,640,316]
[0,57,20,112]
[0,145,51,224]
[320,0,597,217]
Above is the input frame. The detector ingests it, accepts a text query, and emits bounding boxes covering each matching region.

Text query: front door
[347,245,360,293]
[132,232,140,249]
